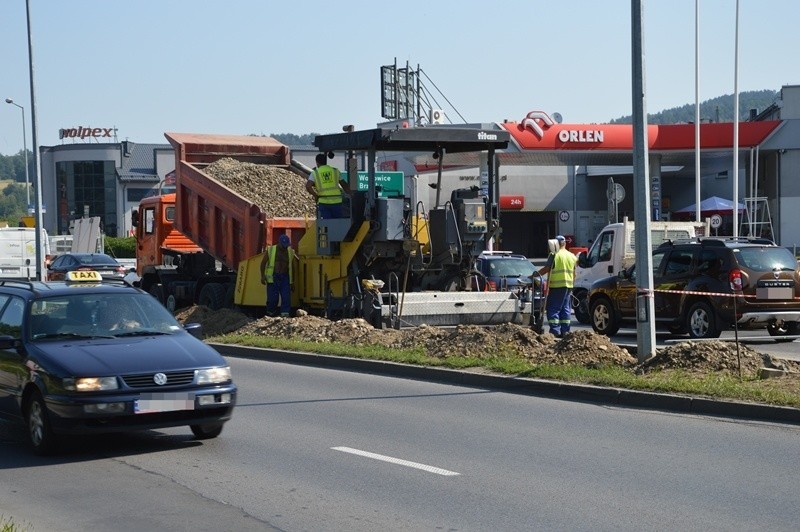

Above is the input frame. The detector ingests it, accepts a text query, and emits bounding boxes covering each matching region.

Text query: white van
[0,227,51,279]
[572,217,709,323]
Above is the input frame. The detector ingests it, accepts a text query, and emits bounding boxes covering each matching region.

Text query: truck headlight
[196,366,231,384]
[64,376,119,392]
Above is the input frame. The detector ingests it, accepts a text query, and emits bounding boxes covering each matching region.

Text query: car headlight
[196,366,231,384]
[64,376,119,392]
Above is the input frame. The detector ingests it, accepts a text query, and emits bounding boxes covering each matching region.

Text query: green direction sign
[344,171,404,198]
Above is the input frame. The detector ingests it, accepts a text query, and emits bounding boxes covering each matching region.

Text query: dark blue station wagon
[0,271,236,455]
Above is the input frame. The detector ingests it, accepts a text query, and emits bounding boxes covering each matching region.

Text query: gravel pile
[203,157,316,218]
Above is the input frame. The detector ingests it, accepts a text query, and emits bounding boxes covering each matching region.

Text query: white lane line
[332,446,460,476]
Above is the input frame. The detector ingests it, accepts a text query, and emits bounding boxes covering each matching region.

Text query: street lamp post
[4,98,31,208]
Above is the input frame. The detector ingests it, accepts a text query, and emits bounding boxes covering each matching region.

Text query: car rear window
[77,255,119,266]
[733,247,797,271]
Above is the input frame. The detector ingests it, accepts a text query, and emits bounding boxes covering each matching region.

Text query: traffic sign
[710,214,723,229]
[344,171,404,198]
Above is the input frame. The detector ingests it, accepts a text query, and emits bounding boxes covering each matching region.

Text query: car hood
[32,334,227,376]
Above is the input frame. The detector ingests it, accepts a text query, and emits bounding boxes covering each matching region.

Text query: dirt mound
[636,340,800,378]
[177,306,253,338]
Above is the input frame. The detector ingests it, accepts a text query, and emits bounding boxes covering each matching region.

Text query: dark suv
[588,237,800,340]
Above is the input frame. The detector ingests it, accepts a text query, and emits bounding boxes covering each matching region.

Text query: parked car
[0,271,236,455]
[588,237,800,340]
[47,252,129,281]
[473,251,546,331]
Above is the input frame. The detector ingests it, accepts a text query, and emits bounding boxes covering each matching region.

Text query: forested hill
[610,89,778,124]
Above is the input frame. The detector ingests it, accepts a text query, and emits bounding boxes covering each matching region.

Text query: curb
[210,343,800,426]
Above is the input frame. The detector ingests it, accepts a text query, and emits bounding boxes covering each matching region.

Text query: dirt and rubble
[204,157,316,218]
[175,305,800,388]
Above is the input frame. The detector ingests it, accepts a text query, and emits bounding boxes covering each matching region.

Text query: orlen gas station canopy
[411,112,783,174]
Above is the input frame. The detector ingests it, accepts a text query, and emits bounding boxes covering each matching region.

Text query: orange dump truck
[133,133,307,312]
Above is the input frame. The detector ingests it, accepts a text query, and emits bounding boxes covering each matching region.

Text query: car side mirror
[0,335,16,349]
[184,322,203,340]
[577,252,588,268]
[131,210,139,228]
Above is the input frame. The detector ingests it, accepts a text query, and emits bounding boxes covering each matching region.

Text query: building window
[56,160,118,236]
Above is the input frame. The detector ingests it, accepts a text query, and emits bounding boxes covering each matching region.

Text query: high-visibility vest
[548,249,577,289]
[264,245,295,283]
[312,165,343,205]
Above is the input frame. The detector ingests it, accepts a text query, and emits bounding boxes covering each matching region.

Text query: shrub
[104,236,136,258]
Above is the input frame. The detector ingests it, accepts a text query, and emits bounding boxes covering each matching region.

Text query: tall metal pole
[26,0,45,281]
[632,0,656,361]
[4,99,30,207]
[732,0,740,238]
[694,0,701,223]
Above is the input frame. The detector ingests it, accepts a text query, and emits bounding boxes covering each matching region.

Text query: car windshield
[734,247,797,271]
[29,292,182,340]
[488,258,536,277]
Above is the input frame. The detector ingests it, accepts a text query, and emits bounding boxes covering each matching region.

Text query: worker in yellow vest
[259,234,295,317]
[537,235,578,337]
[305,153,351,219]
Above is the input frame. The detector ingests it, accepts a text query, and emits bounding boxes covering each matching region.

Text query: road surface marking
[332,446,460,476]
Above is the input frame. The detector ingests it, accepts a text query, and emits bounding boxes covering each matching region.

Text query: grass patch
[210,334,800,409]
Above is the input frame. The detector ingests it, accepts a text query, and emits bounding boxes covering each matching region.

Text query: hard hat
[278,234,290,247]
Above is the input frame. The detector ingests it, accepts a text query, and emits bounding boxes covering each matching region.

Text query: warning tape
[638,287,800,301]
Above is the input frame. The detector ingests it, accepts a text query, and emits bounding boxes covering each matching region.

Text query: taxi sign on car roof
[66,270,103,282]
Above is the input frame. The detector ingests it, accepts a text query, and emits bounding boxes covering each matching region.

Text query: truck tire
[198,283,226,310]
[148,284,166,306]
[573,290,590,324]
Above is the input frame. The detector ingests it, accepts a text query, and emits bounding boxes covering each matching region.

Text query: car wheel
[190,423,224,440]
[590,297,620,336]
[766,321,799,342]
[198,283,226,310]
[25,391,57,455]
[686,301,720,339]
[573,290,590,324]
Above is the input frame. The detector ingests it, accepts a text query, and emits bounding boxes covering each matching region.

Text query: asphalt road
[3,357,800,531]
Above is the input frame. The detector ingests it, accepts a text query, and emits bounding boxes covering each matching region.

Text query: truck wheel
[573,290,590,324]
[148,284,166,306]
[686,301,720,339]
[198,283,226,310]
[590,296,620,336]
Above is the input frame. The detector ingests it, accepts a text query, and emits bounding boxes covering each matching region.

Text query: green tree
[0,183,28,225]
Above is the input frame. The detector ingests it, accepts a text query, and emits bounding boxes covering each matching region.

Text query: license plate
[134,392,195,413]
[756,287,793,300]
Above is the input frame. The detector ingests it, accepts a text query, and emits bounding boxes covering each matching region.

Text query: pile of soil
[176,306,800,384]
[203,157,316,218]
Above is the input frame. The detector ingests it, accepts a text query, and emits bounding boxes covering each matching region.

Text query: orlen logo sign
[521,111,555,139]
[59,126,116,140]
[521,111,604,143]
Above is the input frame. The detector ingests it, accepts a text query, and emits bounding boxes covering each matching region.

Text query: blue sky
[1,0,797,155]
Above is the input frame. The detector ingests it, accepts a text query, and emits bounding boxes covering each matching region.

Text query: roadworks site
[176,305,800,410]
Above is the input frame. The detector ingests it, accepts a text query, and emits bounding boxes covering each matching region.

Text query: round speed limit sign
[710,214,723,229]
[559,210,570,222]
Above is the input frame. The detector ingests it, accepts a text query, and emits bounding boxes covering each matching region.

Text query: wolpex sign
[59,126,116,140]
